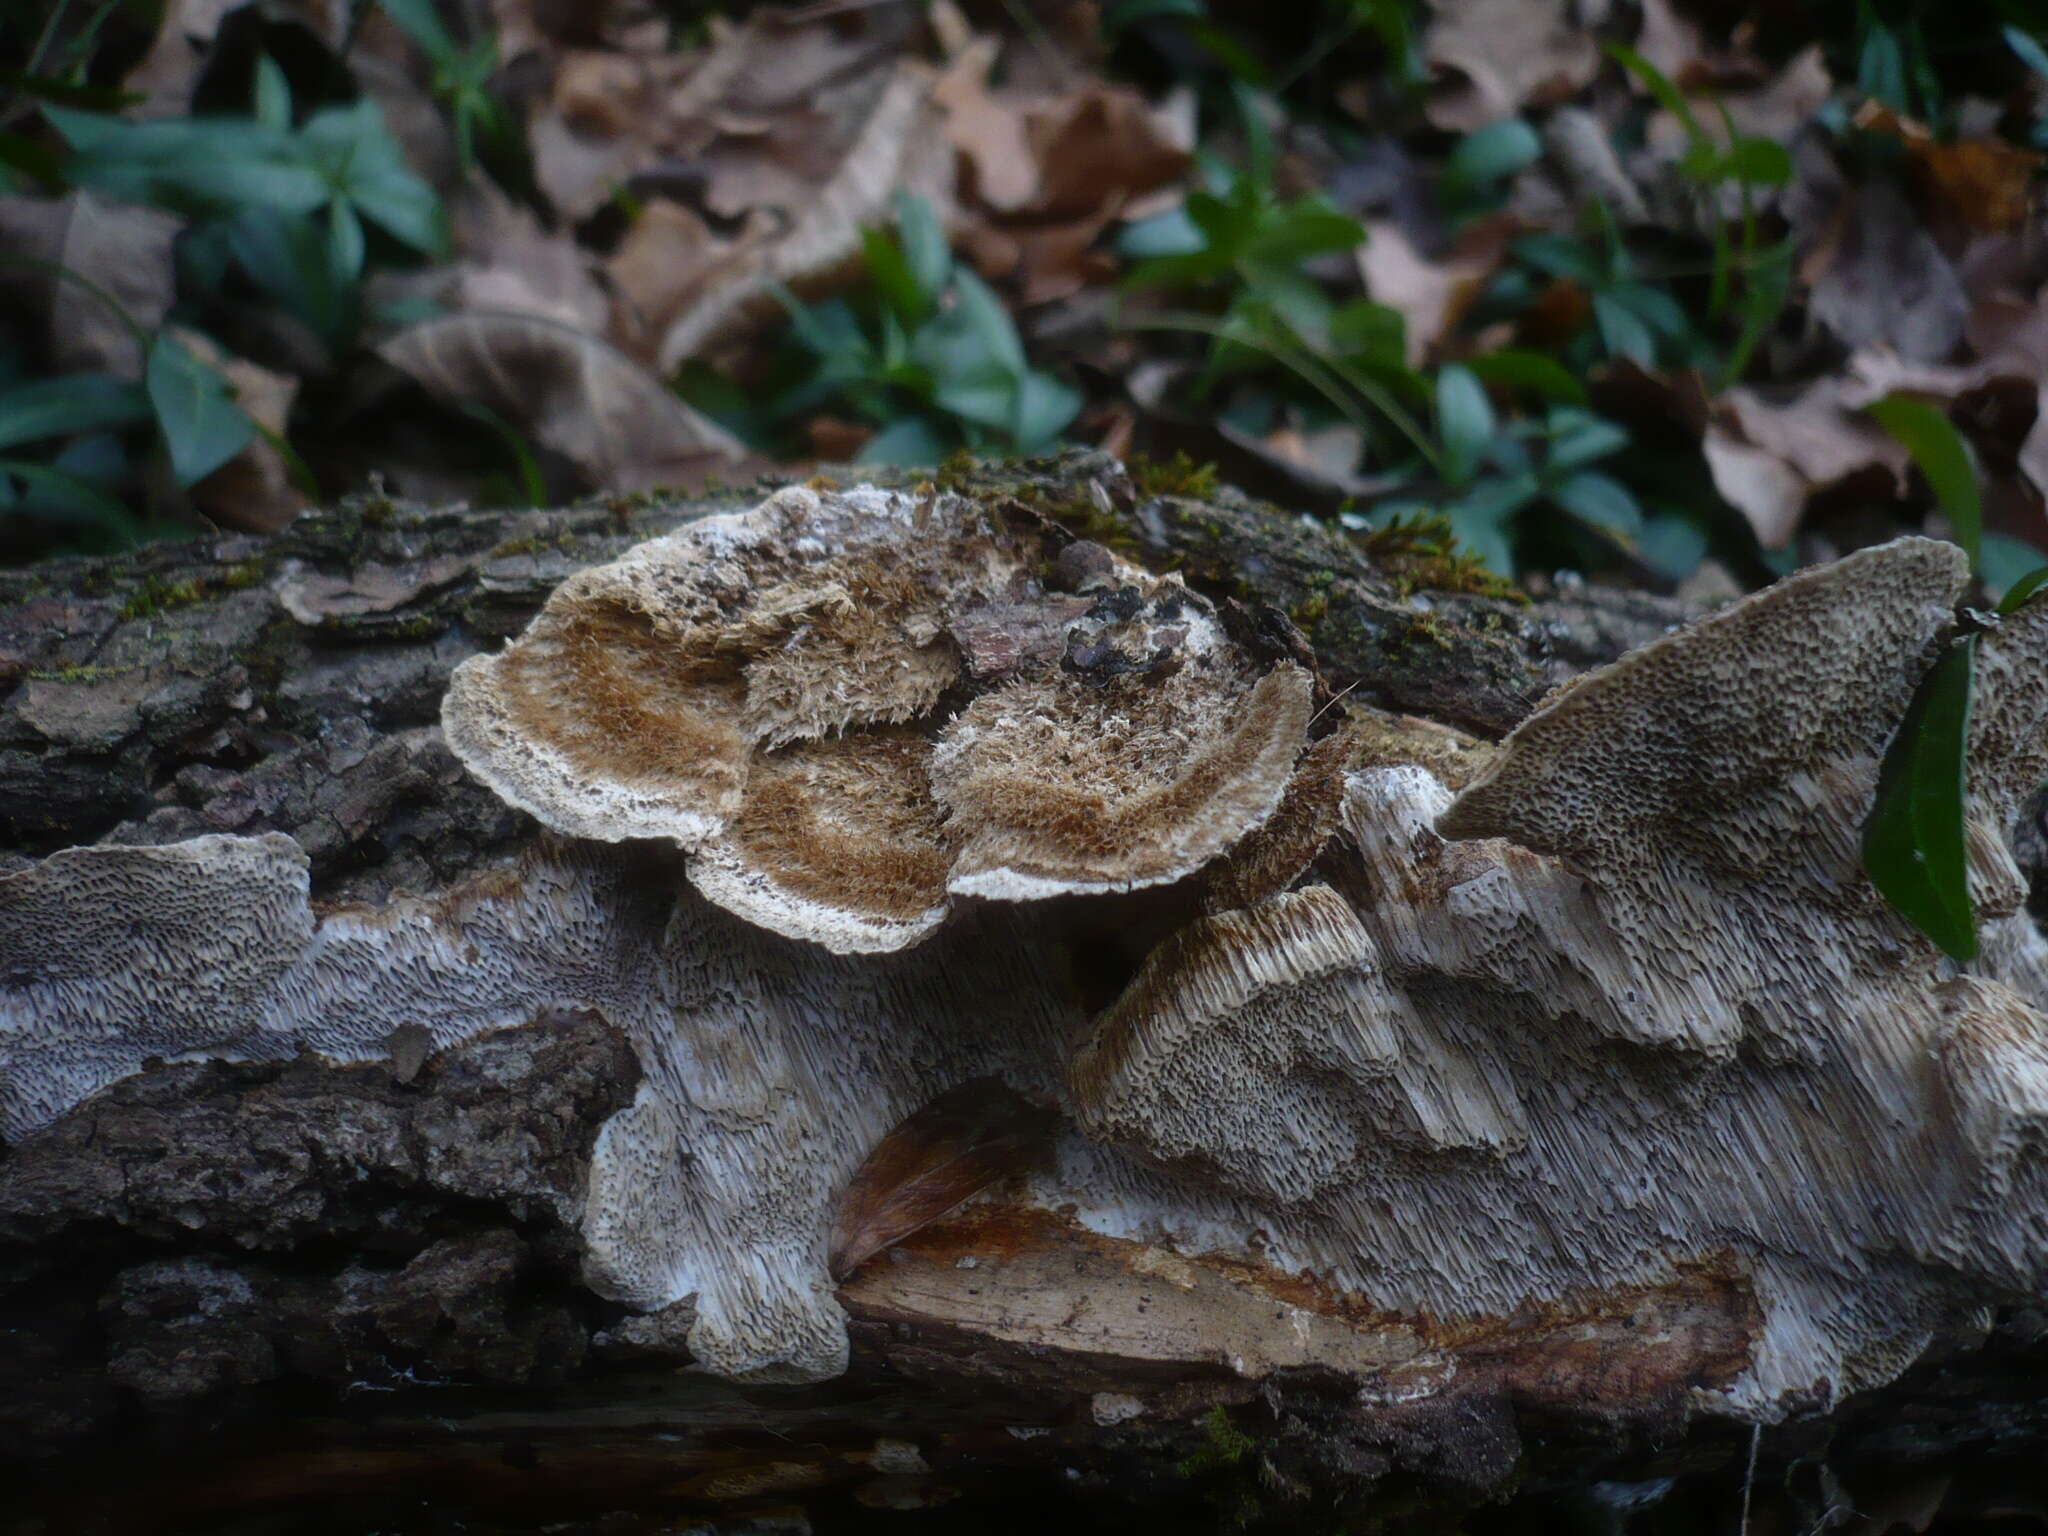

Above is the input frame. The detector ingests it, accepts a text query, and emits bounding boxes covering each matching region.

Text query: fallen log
[4,451,2046,1534]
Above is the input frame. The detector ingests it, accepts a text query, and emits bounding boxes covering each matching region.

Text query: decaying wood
[4,451,2047,1534]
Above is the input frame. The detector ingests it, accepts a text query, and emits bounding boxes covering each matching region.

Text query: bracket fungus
[8,491,2048,1418]
[441,483,1311,950]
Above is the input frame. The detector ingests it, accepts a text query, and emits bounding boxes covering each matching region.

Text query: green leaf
[930,369,1019,433]
[1329,299,1407,368]
[1116,206,1206,259]
[1863,634,1978,962]
[894,193,951,311]
[327,199,366,284]
[226,207,357,348]
[58,113,328,216]
[1450,470,1541,533]
[0,129,64,189]
[456,400,545,507]
[145,333,254,486]
[1011,371,1081,450]
[1858,18,1908,112]
[1104,0,1206,30]
[1717,137,1793,187]
[301,101,445,254]
[1463,350,1586,405]
[1983,533,2044,605]
[859,415,952,465]
[253,54,292,130]
[1444,118,1542,190]
[1636,511,1710,579]
[1545,408,1629,470]
[0,72,140,113]
[862,224,927,329]
[1593,291,1655,362]
[1996,562,2048,616]
[2008,25,2048,80]
[380,0,459,58]
[1605,41,1705,143]
[1550,469,1642,537]
[1244,198,1366,263]
[1866,395,1981,571]
[1606,282,1690,338]
[946,268,1027,375]
[0,457,139,538]
[0,373,151,452]
[1436,364,1494,486]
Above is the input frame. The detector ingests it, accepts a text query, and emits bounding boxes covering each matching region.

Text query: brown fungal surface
[442,483,1309,950]
[10,506,2048,1421]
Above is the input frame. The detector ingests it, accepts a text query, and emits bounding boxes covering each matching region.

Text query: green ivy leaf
[947,268,1027,376]
[1463,350,1586,405]
[859,415,952,465]
[1867,395,1980,571]
[1436,364,1494,486]
[0,373,151,452]
[1592,292,1655,362]
[894,193,951,313]
[861,223,927,330]
[1996,562,2048,616]
[2008,25,2048,81]
[145,333,254,486]
[1550,470,1642,537]
[1863,634,1978,962]
[1544,408,1629,470]
[1444,118,1542,191]
[1716,136,1793,187]
[253,53,292,131]
[0,457,139,537]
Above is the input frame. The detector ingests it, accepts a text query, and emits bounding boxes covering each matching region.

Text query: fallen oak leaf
[377,310,747,491]
[828,1078,1058,1281]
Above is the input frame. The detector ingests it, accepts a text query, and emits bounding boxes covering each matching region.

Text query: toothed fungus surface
[8,498,2048,1420]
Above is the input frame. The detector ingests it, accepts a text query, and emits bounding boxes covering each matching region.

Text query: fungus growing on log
[6,492,2048,1421]
[441,483,1310,950]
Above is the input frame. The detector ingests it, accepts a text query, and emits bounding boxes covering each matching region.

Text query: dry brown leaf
[1720,379,1909,488]
[934,37,1039,211]
[934,38,1189,304]
[827,1079,1056,1281]
[533,3,921,225]
[657,61,953,369]
[1911,138,2042,234]
[447,183,610,335]
[2021,403,2048,503]
[0,194,179,379]
[377,311,747,491]
[1546,107,1649,224]
[606,199,774,365]
[1807,177,1967,363]
[1423,0,1599,133]
[1702,428,1806,548]
[1633,0,1704,82]
[1357,218,1514,366]
[524,5,948,370]
[170,328,305,535]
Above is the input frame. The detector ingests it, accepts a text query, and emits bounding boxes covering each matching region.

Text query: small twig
[1308,677,1364,729]
[1739,1421,1762,1536]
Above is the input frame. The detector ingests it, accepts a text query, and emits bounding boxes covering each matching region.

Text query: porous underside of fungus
[7,512,2048,1415]
[441,482,1310,951]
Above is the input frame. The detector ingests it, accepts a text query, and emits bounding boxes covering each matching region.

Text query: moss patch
[1130,451,1221,500]
[1357,512,1526,604]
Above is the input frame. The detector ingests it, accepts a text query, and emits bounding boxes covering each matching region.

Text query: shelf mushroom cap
[443,484,1312,951]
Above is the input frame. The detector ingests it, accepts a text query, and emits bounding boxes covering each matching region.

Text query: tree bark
[3,451,2044,1535]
